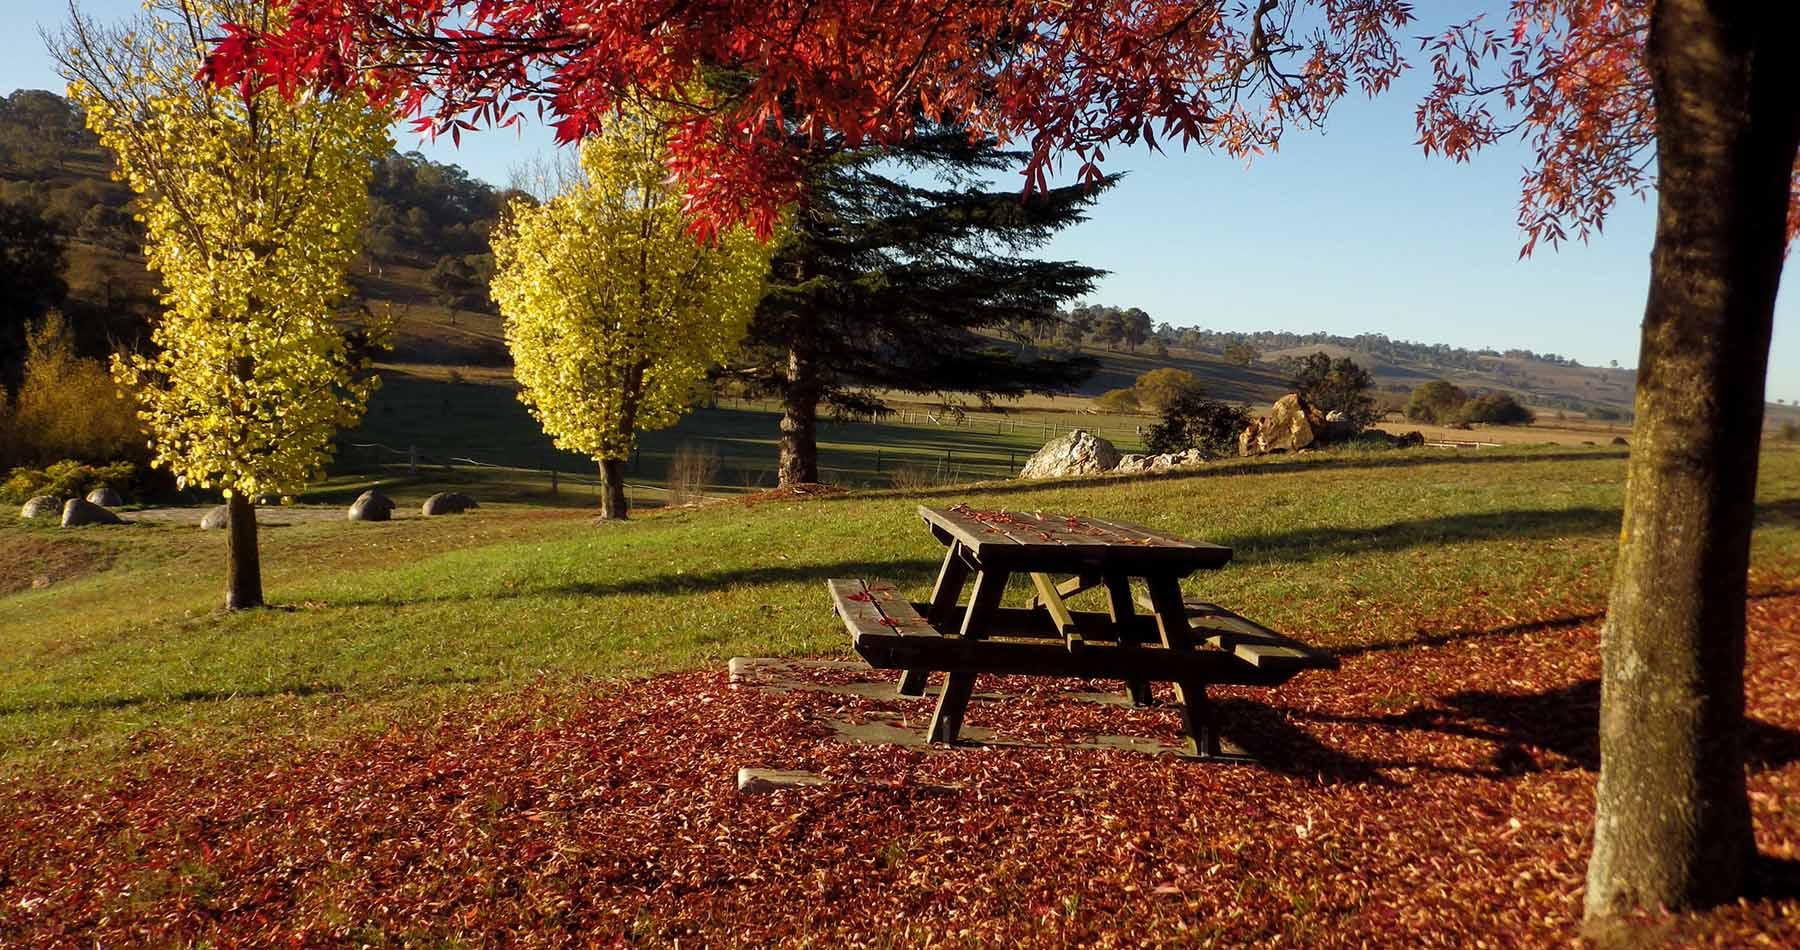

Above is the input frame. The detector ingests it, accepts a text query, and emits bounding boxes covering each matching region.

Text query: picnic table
[828,504,1337,758]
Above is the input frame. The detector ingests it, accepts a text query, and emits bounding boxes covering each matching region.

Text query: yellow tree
[490,104,773,520]
[55,0,390,609]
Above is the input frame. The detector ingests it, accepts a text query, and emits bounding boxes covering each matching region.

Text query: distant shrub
[888,462,947,491]
[1405,380,1468,424]
[1588,406,1624,421]
[1144,392,1250,457]
[1460,393,1536,425]
[1094,388,1140,413]
[2,312,141,468]
[665,442,720,506]
[1132,367,1204,413]
[1781,420,1800,443]
[2,458,134,503]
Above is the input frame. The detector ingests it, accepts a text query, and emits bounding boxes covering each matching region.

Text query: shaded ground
[4,590,1799,945]
[0,536,113,596]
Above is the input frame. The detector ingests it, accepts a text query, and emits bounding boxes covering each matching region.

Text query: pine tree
[733,128,1109,486]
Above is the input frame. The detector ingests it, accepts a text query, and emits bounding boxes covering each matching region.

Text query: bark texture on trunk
[598,459,629,520]
[778,344,821,487]
[1585,0,1800,922]
[224,492,263,610]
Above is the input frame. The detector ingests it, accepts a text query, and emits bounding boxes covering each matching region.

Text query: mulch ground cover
[5,593,1800,946]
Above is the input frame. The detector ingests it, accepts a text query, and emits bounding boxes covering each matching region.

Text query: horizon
[6,0,1797,405]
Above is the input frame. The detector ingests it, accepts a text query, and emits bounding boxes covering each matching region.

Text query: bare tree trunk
[778,344,821,486]
[597,459,629,520]
[1585,0,1800,923]
[224,492,263,610]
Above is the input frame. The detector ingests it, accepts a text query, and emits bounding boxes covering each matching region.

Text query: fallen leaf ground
[4,592,1800,946]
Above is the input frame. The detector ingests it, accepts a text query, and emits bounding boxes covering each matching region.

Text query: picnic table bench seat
[828,577,1327,690]
[1133,593,1339,675]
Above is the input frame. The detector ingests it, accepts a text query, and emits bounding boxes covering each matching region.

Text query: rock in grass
[1019,429,1121,479]
[349,490,395,522]
[85,486,123,507]
[421,491,477,516]
[199,505,229,530]
[20,496,61,520]
[61,498,122,527]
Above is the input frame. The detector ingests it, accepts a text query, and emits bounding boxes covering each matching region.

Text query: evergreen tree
[733,128,1109,486]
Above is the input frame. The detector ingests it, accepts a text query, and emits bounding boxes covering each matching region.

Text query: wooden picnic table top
[917,504,1232,572]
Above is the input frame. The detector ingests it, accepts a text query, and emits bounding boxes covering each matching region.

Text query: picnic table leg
[899,541,972,697]
[1103,573,1153,707]
[927,567,1008,745]
[1146,574,1235,758]
[1173,679,1222,758]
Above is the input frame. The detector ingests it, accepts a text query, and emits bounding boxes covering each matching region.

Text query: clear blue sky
[11,0,1797,403]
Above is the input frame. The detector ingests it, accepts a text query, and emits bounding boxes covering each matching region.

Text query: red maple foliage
[202,1,1799,248]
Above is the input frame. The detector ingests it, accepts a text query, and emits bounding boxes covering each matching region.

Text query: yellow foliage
[60,0,391,498]
[490,104,775,463]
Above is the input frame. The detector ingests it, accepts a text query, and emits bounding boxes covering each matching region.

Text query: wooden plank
[849,630,1285,684]
[1144,574,1196,652]
[925,544,972,626]
[1105,573,1154,707]
[926,567,1010,744]
[928,672,976,743]
[1135,596,1340,672]
[1026,571,1099,608]
[1029,572,1079,646]
[918,505,1233,572]
[829,578,892,640]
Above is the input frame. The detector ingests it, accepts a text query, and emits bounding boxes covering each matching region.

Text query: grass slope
[4,444,1798,775]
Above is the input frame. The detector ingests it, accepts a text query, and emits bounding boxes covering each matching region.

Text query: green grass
[5,444,1799,775]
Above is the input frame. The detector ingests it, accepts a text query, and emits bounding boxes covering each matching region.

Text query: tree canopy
[490,100,773,518]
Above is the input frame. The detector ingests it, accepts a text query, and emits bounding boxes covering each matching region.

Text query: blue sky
[10,0,1797,403]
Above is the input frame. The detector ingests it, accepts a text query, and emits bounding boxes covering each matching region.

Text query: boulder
[1019,430,1122,479]
[1396,430,1427,448]
[1611,436,1629,446]
[1115,450,1205,476]
[421,491,478,516]
[20,496,61,520]
[61,498,122,527]
[349,490,396,522]
[1239,394,1318,456]
[86,486,123,507]
[200,505,229,530]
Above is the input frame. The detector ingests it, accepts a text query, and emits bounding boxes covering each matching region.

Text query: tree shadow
[868,448,1633,502]
[325,556,943,607]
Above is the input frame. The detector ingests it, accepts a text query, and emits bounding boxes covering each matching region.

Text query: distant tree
[1133,367,1205,413]
[1122,307,1152,352]
[1222,341,1259,366]
[1461,392,1536,425]
[1291,351,1376,426]
[0,200,69,389]
[1089,308,1126,349]
[1405,380,1469,424]
[1143,391,1250,457]
[58,0,392,611]
[0,311,140,468]
[428,254,481,316]
[736,126,1105,486]
[490,103,773,519]
[1094,388,1140,413]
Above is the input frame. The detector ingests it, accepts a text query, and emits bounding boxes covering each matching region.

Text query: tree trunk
[597,459,629,520]
[1584,0,1800,922]
[224,492,263,610]
[778,344,821,486]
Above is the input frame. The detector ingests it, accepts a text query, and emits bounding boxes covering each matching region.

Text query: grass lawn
[4,443,1800,943]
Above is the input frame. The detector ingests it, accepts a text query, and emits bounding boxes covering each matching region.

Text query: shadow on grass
[325,556,944,607]
[866,448,1634,502]
[0,674,487,719]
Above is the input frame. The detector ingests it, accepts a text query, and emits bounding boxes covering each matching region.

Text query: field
[5,445,1800,942]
